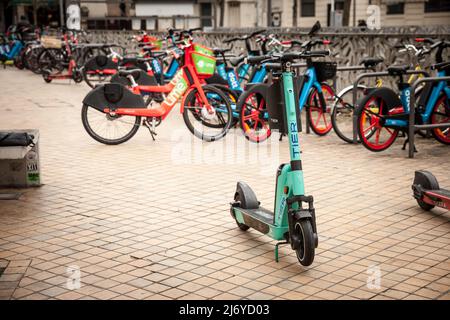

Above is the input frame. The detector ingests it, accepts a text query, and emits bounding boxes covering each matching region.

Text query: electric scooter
[412,170,450,211]
[230,50,328,267]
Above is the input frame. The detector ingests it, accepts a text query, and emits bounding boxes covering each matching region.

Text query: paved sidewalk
[0,68,449,300]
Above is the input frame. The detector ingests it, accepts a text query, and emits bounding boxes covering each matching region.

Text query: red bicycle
[81,39,233,144]
[41,31,83,83]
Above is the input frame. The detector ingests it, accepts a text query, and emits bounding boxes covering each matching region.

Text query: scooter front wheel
[294,220,315,266]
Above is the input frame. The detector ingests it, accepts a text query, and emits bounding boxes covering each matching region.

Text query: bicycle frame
[104,45,213,119]
[298,66,323,111]
[384,70,450,128]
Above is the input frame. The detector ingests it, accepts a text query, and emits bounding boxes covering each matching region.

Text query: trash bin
[0,129,41,187]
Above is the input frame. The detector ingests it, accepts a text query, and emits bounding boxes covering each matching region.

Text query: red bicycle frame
[104,42,214,119]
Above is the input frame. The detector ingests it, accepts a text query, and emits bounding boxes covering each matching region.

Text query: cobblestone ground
[0,68,449,300]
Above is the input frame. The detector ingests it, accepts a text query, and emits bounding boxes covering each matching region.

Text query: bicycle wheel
[14,49,25,69]
[25,46,43,74]
[430,95,450,145]
[81,104,141,145]
[182,85,233,142]
[306,83,334,136]
[38,48,64,73]
[239,90,271,143]
[356,96,399,152]
[331,85,366,143]
[210,85,240,127]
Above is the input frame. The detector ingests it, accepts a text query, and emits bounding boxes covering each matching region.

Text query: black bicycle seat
[150,50,167,58]
[360,57,384,68]
[387,65,410,76]
[213,48,232,55]
[265,62,282,71]
[118,69,142,79]
[121,57,151,64]
[141,45,157,52]
[247,55,270,65]
[229,56,245,67]
[431,61,450,71]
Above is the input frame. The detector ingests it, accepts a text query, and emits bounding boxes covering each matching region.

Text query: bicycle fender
[236,83,271,112]
[82,83,146,111]
[354,87,402,115]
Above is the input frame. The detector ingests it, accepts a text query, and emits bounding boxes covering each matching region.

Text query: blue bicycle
[356,39,450,152]
[238,37,336,142]
[0,27,25,65]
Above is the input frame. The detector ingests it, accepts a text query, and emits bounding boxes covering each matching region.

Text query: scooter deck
[427,189,450,199]
[238,207,274,225]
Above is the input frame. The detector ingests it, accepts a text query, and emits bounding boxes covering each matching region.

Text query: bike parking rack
[351,70,430,144]
[292,64,379,134]
[408,76,450,158]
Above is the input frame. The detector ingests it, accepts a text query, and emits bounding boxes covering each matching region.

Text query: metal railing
[408,76,450,158]
[290,63,379,134]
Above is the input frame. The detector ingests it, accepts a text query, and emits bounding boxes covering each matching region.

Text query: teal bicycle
[230,49,329,267]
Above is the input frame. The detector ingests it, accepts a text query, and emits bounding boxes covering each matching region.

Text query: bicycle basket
[312,61,337,82]
[41,36,61,49]
[191,52,216,77]
[193,44,214,57]
[266,76,304,134]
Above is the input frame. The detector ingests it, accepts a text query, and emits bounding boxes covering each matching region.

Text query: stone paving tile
[0,68,449,300]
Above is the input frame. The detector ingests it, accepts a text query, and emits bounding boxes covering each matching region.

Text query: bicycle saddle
[213,47,231,55]
[141,45,157,51]
[118,69,142,79]
[229,55,245,67]
[150,50,167,58]
[387,65,410,76]
[431,61,450,71]
[360,57,384,68]
[121,57,151,64]
[247,55,270,65]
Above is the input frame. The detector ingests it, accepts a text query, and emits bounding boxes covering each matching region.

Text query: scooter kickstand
[274,241,289,263]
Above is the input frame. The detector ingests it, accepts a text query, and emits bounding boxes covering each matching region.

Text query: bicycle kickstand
[143,121,157,141]
[402,136,417,153]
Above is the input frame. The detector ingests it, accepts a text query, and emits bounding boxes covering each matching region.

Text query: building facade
[1,0,450,32]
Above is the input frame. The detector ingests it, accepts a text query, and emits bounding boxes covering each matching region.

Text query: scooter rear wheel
[294,220,315,266]
[232,194,250,231]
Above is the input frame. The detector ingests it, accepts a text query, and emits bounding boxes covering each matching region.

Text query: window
[200,3,212,27]
[335,0,345,11]
[387,3,405,15]
[425,0,450,12]
[301,0,315,17]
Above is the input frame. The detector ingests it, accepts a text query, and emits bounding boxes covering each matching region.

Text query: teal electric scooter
[230,50,329,266]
